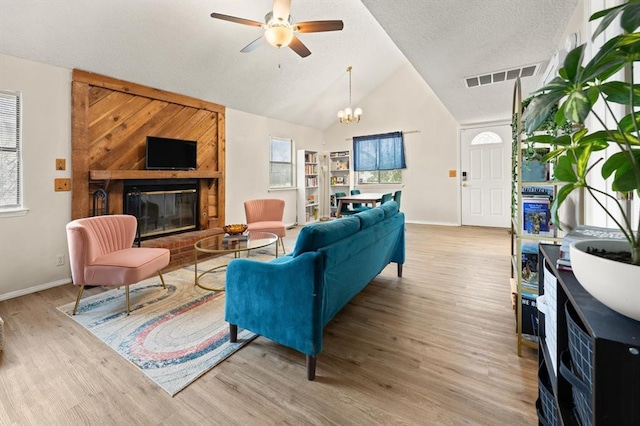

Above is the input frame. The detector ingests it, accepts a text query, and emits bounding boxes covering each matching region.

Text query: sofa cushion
[357,207,384,229]
[291,216,361,256]
[380,200,398,218]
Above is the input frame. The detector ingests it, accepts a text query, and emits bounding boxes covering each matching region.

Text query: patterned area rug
[56,250,276,396]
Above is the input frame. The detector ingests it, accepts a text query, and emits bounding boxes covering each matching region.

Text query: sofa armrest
[225,251,325,356]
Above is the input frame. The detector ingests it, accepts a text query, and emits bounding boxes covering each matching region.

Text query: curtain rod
[345,130,420,141]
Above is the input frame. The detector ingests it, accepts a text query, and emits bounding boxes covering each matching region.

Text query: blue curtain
[353,131,406,171]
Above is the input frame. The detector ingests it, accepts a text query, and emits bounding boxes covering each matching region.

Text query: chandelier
[337,66,362,124]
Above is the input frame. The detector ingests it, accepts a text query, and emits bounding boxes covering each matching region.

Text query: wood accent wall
[71,70,225,229]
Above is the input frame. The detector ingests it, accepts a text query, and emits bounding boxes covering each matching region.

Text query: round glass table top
[194,231,278,254]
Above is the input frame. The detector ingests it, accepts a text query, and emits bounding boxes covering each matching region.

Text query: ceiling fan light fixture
[265,25,293,48]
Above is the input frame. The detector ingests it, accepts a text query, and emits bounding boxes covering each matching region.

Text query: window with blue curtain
[353,131,406,171]
[353,131,405,184]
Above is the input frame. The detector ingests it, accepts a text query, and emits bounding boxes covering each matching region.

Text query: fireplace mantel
[89,170,222,189]
[89,170,222,180]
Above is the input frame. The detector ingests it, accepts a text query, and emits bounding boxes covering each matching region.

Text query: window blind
[0,90,22,208]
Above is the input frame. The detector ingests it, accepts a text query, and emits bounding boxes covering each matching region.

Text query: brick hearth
[141,228,225,271]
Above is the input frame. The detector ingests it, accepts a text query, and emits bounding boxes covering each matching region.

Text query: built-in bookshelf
[328,150,351,217]
[297,150,320,225]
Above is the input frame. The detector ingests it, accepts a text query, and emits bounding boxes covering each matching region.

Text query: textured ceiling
[362,0,579,125]
[0,0,578,129]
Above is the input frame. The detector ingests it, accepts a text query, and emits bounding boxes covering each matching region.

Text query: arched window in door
[471,131,503,145]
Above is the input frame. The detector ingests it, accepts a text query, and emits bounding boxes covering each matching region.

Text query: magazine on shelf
[522,197,554,236]
[521,241,540,286]
[522,185,554,199]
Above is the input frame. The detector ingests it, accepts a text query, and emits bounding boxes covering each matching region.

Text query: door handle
[462,183,468,187]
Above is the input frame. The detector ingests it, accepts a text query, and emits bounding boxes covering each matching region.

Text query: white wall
[0,54,72,299]
[323,63,460,225]
[225,108,324,227]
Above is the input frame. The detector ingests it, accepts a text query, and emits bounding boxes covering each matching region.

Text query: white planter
[570,239,640,322]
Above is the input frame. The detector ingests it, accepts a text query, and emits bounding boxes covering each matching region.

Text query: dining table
[336,193,386,217]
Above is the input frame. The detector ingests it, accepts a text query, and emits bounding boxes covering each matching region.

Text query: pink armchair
[66,214,170,315]
[244,199,287,256]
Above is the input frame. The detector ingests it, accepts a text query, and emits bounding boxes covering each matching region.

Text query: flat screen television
[145,136,197,170]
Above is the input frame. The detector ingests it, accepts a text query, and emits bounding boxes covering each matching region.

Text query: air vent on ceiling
[464,64,540,88]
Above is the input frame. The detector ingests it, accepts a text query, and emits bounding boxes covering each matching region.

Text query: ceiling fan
[211,0,344,58]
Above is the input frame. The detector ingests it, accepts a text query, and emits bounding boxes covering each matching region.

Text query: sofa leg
[397,263,403,277]
[229,324,238,343]
[306,356,316,381]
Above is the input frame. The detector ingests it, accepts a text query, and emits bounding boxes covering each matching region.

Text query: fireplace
[123,179,198,240]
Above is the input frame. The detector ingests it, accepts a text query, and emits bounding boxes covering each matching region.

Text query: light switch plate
[54,178,71,191]
[56,158,66,170]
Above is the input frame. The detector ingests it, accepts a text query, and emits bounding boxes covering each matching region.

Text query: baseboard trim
[405,220,459,226]
[0,277,70,301]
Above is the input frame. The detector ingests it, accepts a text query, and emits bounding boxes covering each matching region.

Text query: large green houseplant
[523,0,640,267]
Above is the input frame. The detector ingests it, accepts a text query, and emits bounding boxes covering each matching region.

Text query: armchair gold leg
[125,284,130,316]
[158,271,166,289]
[279,237,286,255]
[72,285,85,315]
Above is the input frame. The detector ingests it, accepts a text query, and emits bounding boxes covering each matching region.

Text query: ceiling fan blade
[289,36,311,58]
[294,20,344,33]
[272,0,291,21]
[240,36,265,53]
[210,13,263,28]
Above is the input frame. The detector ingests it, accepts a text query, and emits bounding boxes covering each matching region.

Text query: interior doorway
[460,124,512,227]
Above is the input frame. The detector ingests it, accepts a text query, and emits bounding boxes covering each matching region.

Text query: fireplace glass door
[124,180,198,239]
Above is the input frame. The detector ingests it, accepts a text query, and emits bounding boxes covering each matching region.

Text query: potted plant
[522,1,640,321]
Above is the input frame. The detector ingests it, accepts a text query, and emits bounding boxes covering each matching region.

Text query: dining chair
[350,189,371,212]
[244,198,287,256]
[66,214,170,315]
[381,193,393,204]
[393,190,402,209]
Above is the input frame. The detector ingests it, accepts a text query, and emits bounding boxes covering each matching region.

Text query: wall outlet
[54,178,71,192]
[55,254,65,266]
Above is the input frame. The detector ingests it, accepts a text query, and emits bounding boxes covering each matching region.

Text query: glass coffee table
[194,231,278,291]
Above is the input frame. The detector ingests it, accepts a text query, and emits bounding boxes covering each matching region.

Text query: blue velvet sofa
[225,200,405,380]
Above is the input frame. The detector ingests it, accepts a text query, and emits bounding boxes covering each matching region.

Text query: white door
[460,124,512,227]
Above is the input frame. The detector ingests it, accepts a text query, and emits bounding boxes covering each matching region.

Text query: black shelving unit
[537,244,640,425]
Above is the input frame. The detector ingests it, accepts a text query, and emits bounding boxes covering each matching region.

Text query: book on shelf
[557,225,627,266]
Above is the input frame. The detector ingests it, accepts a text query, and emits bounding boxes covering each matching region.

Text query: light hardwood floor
[0,224,538,425]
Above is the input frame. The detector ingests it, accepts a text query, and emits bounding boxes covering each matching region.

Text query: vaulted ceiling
[0,0,578,129]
